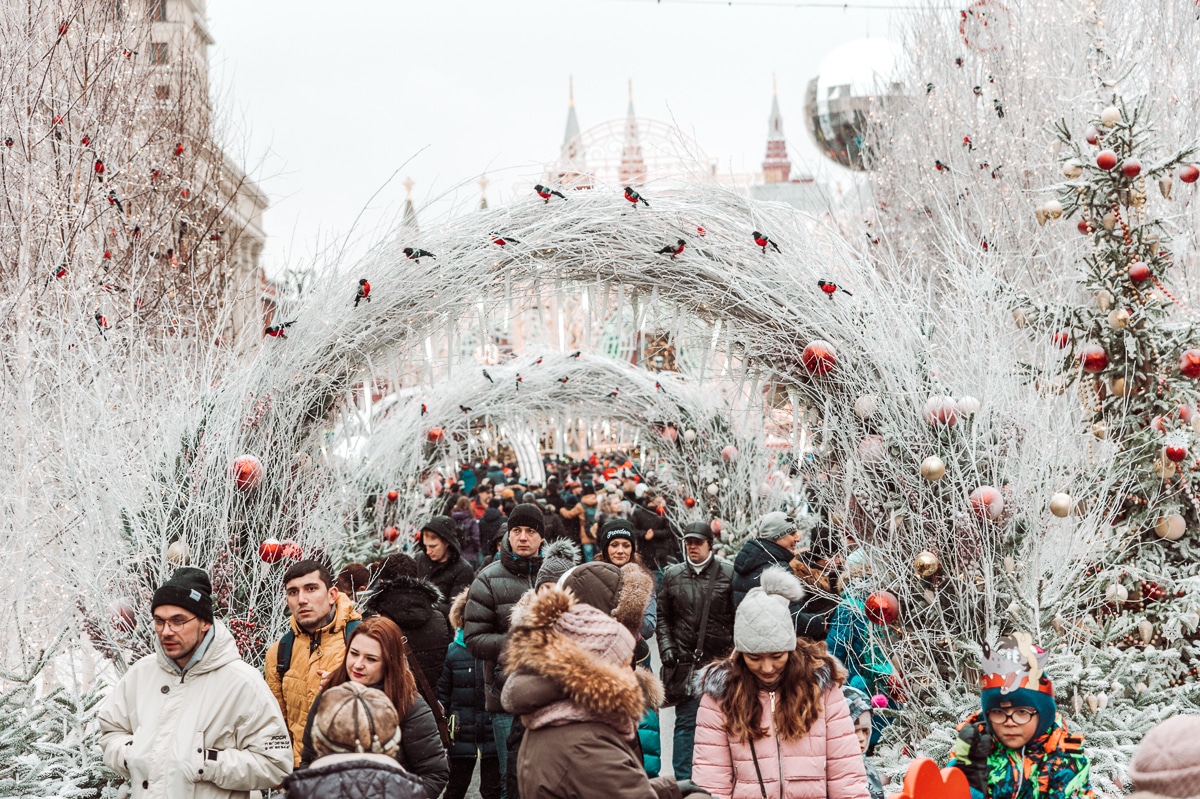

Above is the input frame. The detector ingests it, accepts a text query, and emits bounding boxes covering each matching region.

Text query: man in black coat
[416,515,476,619]
[629,488,678,579]
[463,503,545,794]
[731,511,828,641]
[657,521,735,780]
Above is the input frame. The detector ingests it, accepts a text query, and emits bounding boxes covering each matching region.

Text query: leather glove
[676,779,712,798]
[661,650,678,671]
[951,723,994,796]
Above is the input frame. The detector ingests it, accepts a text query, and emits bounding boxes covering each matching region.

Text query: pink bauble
[969,486,1004,521]
[857,435,887,466]
[231,454,263,491]
[107,598,137,632]
[280,541,303,561]
[662,426,678,442]
[721,445,739,463]
[801,340,837,375]
[711,519,723,535]
[871,694,889,709]
[923,396,959,427]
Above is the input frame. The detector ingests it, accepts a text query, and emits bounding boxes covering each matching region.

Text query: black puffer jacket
[478,506,506,551]
[630,503,677,571]
[436,632,496,759]
[365,575,452,690]
[299,691,449,797]
[732,538,828,640]
[284,755,427,799]
[463,535,543,712]
[656,557,736,705]
[416,550,474,620]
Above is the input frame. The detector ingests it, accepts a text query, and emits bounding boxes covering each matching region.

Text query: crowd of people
[94,454,1193,799]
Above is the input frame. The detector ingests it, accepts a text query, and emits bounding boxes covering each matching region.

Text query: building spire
[762,77,791,184]
[478,175,489,211]
[557,76,590,189]
[401,176,420,233]
[619,78,647,186]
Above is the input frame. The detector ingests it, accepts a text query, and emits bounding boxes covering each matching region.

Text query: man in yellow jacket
[98,567,292,798]
[264,560,362,767]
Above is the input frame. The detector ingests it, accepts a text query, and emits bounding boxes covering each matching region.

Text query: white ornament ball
[1154,514,1186,541]
[1107,308,1131,329]
[1049,493,1072,518]
[854,395,878,419]
[1100,105,1122,127]
[956,396,981,416]
[1062,160,1083,179]
[706,483,720,497]
[684,429,697,443]
[721,445,738,463]
[923,395,959,427]
[167,540,190,565]
[1043,200,1064,220]
[1105,583,1129,603]
[857,435,887,466]
[920,456,946,482]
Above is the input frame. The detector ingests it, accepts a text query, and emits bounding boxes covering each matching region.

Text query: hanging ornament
[427,427,445,443]
[1154,514,1186,541]
[1165,444,1188,463]
[871,694,889,709]
[386,490,399,502]
[1101,211,1117,231]
[920,456,946,482]
[231,454,263,491]
[662,426,679,443]
[914,551,941,578]
[1062,160,1083,179]
[1121,158,1142,178]
[383,526,399,542]
[1180,165,1200,184]
[1084,125,1100,145]
[1077,218,1091,235]
[684,496,696,508]
[1079,344,1109,373]
[1159,175,1174,199]
[1153,454,1178,479]
[969,486,1004,520]
[107,598,138,632]
[1049,493,1073,518]
[1105,584,1129,603]
[706,483,720,497]
[711,519,723,535]
[1096,150,1118,171]
[721,445,738,463]
[864,591,900,625]
[1109,376,1132,398]
[1138,620,1155,645]
[258,538,285,563]
[1042,199,1063,220]
[1128,262,1150,283]
[280,541,303,561]
[956,396,981,416]
[1108,308,1131,329]
[923,395,959,427]
[1092,421,1107,439]
[1052,331,1069,348]
[166,540,190,565]
[1097,290,1114,311]
[1099,106,1121,127]
[857,435,887,466]
[684,429,697,443]
[854,395,879,419]
[801,340,837,375]
[1180,350,1200,378]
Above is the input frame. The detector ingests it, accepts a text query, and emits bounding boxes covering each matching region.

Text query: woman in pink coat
[691,567,870,799]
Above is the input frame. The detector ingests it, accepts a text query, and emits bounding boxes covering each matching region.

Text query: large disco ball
[804,38,903,171]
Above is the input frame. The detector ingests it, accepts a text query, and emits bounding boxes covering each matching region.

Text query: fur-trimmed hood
[365,574,444,627]
[503,584,656,737]
[694,657,834,700]
[448,587,470,630]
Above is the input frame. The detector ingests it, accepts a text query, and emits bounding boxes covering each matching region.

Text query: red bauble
[923,396,959,427]
[1084,126,1100,145]
[1052,331,1070,348]
[1079,344,1109,374]
[1096,150,1118,170]
[383,526,399,542]
[258,538,284,563]
[1166,445,1188,463]
[1180,349,1200,378]
[969,486,1005,521]
[426,427,445,443]
[1179,405,1195,424]
[1152,415,1167,433]
[662,426,678,443]
[386,490,399,502]
[1180,165,1200,184]
[280,541,303,560]
[1076,219,1091,235]
[1120,158,1142,178]
[684,497,696,508]
[801,340,837,375]
[711,519,723,535]
[864,591,900,626]
[1128,262,1150,283]
[721,445,739,462]
[107,598,137,632]
[231,454,263,491]
[857,435,887,466]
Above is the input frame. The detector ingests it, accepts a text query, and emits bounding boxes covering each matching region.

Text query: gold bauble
[1107,308,1131,329]
[1012,308,1027,328]
[920,456,946,481]
[1153,456,1178,479]
[1108,376,1131,397]
[1063,160,1083,179]
[1102,211,1117,231]
[1100,105,1122,127]
[1159,175,1173,199]
[1154,513,1186,541]
[167,540,190,565]
[914,550,941,578]
[1092,421,1107,439]
[1097,290,1114,312]
[1049,492,1073,518]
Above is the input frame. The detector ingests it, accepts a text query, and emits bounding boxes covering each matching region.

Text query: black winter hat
[682,521,714,543]
[506,503,545,536]
[152,567,214,623]
[421,515,461,550]
[599,519,635,548]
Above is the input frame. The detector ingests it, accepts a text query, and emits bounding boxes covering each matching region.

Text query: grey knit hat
[733,566,803,654]
[842,685,873,723]
[535,539,581,588]
[758,511,798,542]
[1128,714,1200,798]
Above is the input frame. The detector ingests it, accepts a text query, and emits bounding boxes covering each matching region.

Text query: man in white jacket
[98,567,293,798]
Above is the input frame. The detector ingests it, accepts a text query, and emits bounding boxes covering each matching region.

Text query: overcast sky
[206,0,911,277]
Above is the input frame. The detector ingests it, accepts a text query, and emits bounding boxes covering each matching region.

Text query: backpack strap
[275,630,296,678]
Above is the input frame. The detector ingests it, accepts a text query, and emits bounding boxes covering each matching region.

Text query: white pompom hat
[733,566,805,654]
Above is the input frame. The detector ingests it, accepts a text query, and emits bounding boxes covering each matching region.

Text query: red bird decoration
[534,184,565,203]
[355,278,371,307]
[174,142,184,157]
[752,231,781,254]
[817,280,852,297]
[656,239,685,259]
[264,320,295,338]
[623,186,648,207]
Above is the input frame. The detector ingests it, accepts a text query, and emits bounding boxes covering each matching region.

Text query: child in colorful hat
[948,632,1093,799]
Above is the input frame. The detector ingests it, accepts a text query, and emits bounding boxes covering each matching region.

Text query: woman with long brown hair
[298,616,450,797]
[692,567,868,799]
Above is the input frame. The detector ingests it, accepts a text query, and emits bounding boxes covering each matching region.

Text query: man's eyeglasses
[152,615,198,632]
[986,707,1036,725]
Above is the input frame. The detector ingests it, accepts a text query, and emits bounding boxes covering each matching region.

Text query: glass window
[150,42,169,64]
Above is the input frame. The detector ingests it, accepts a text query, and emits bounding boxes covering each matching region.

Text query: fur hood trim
[694,658,834,700]
[637,665,665,711]
[504,585,645,725]
[448,587,470,630]
[614,563,654,636]
[373,573,444,605]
